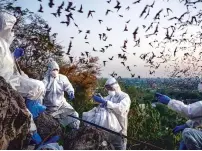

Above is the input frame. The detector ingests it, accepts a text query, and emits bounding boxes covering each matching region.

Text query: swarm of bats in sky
[13,0,202,78]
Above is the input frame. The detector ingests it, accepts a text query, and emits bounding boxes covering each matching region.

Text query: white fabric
[105,77,117,85]
[82,107,97,123]
[108,91,115,97]
[48,60,60,71]
[38,143,63,150]
[15,76,45,100]
[105,91,131,136]
[83,88,131,136]
[0,11,16,45]
[103,77,131,136]
[51,101,80,129]
[44,60,60,78]
[0,11,46,102]
[198,83,202,92]
[82,106,122,133]
[6,31,15,45]
[0,12,19,89]
[43,72,79,128]
[83,77,130,149]
[168,99,202,128]
[43,74,74,111]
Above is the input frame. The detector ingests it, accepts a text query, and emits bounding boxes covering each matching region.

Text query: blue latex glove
[31,132,42,145]
[44,135,60,145]
[179,140,187,150]
[100,103,107,108]
[36,135,60,150]
[93,95,107,104]
[14,48,24,59]
[26,99,46,119]
[68,91,75,101]
[173,124,189,134]
[155,93,171,105]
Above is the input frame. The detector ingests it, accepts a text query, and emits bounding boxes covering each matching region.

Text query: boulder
[34,112,63,140]
[0,76,30,149]
[63,126,114,150]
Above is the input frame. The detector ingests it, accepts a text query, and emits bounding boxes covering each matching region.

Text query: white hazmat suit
[42,60,80,129]
[104,77,131,150]
[0,11,45,101]
[0,11,46,139]
[0,11,18,88]
[168,98,202,149]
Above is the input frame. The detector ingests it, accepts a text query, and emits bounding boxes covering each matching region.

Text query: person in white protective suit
[92,77,131,150]
[0,11,17,88]
[42,60,80,129]
[0,11,48,145]
[155,81,202,150]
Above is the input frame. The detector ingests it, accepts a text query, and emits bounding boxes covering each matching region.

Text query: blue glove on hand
[44,135,60,145]
[68,91,75,101]
[14,48,24,59]
[31,132,42,145]
[155,93,171,105]
[26,99,46,119]
[36,135,60,150]
[173,124,189,134]
[179,140,187,150]
[93,95,107,104]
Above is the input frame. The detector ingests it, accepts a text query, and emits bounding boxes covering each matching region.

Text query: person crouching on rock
[42,59,80,130]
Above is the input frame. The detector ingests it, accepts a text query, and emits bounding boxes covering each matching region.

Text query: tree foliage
[60,56,101,110]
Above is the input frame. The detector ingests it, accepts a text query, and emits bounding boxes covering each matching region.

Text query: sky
[13,0,201,78]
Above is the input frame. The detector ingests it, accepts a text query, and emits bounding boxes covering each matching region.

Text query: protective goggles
[104,82,117,91]
[52,68,59,71]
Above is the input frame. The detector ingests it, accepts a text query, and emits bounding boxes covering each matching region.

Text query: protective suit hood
[48,60,60,71]
[0,11,16,44]
[105,77,121,93]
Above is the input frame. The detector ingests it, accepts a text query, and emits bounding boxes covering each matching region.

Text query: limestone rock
[0,76,30,150]
[63,126,114,150]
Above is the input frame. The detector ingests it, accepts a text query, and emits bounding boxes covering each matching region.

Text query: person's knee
[74,111,79,117]
[71,111,79,119]
[72,111,80,128]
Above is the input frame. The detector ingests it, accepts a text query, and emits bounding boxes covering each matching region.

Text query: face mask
[198,83,202,92]
[51,70,59,78]
[108,91,116,97]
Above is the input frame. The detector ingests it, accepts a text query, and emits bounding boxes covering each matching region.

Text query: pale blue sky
[14,0,200,78]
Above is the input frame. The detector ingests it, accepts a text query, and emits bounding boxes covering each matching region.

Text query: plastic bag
[15,76,45,100]
[82,107,97,123]
[82,107,122,133]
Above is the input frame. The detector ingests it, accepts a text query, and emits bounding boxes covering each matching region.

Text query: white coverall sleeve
[106,95,131,116]
[42,76,48,88]
[168,99,202,128]
[186,118,202,128]
[62,75,74,93]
